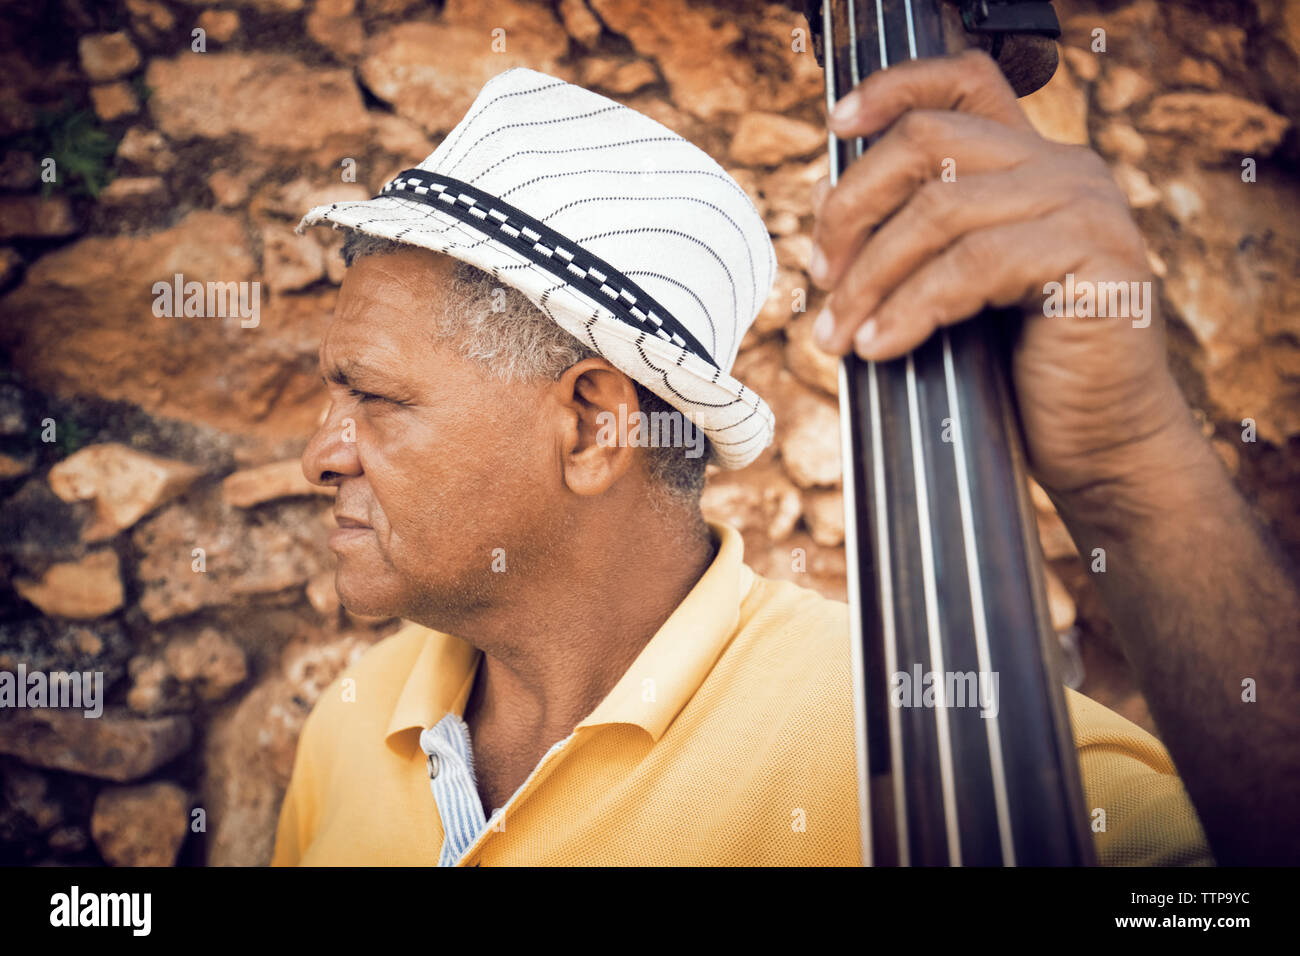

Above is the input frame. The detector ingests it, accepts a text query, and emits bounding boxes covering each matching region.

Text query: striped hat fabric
[296,67,777,469]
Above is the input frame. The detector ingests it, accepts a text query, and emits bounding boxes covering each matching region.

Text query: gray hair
[336,228,710,508]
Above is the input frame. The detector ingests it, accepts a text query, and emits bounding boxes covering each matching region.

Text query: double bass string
[827,0,1022,866]
[882,0,964,869]
[822,0,876,869]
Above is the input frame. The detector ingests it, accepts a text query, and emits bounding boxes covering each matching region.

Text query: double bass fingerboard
[822,0,1094,865]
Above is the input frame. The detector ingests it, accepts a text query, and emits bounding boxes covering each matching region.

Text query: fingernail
[814,306,836,347]
[854,318,878,354]
[809,246,828,284]
[830,90,859,127]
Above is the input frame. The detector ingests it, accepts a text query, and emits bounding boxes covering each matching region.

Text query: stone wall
[0,0,1295,865]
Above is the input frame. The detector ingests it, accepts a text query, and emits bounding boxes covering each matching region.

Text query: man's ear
[552,358,641,496]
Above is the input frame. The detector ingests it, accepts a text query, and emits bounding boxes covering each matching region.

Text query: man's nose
[302,406,361,487]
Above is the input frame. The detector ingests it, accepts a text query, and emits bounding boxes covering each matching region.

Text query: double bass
[804,0,1096,865]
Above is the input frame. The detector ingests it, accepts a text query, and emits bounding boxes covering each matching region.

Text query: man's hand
[807,48,1300,865]
[808,49,1195,502]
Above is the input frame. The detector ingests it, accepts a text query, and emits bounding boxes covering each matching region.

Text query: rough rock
[207,168,257,208]
[0,196,77,240]
[201,635,373,865]
[785,308,839,397]
[48,443,202,542]
[0,618,132,694]
[803,488,845,547]
[1095,65,1154,113]
[0,451,33,478]
[14,550,124,620]
[729,112,823,166]
[370,113,436,162]
[360,19,569,135]
[116,126,175,173]
[307,7,362,60]
[1,766,63,834]
[197,10,241,44]
[700,461,801,541]
[126,0,175,36]
[145,54,369,159]
[0,150,38,190]
[133,498,331,622]
[1044,564,1077,632]
[0,213,333,441]
[78,32,140,82]
[1138,93,1289,160]
[163,628,248,702]
[305,570,341,618]
[1095,121,1148,164]
[1174,57,1221,90]
[579,58,658,95]
[91,782,190,867]
[261,224,325,292]
[98,176,166,206]
[559,0,604,45]
[90,82,138,121]
[126,656,173,716]
[253,177,369,223]
[221,459,330,508]
[1156,166,1300,441]
[753,530,846,603]
[773,234,813,274]
[1111,162,1161,208]
[753,267,807,335]
[0,709,192,782]
[589,0,749,120]
[1060,46,1099,82]
[761,155,826,218]
[779,388,841,488]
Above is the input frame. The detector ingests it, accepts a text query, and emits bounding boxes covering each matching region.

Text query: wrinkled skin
[809,49,1193,499]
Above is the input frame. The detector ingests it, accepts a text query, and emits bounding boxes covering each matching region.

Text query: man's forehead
[321,249,453,370]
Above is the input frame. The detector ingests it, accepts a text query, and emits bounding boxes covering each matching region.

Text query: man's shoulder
[740,565,851,634]
[725,565,854,699]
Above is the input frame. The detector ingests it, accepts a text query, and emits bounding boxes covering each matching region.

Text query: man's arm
[808,49,1300,865]
[1051,400,1300,865]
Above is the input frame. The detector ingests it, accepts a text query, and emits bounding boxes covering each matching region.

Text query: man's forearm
[1052,409,1300,865]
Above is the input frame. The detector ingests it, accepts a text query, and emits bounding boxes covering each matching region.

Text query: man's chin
[333,568,402,620]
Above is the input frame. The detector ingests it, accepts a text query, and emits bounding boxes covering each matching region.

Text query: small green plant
[18,98,119,199]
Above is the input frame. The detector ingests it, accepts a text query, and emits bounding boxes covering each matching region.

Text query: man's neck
[457,511,717,754]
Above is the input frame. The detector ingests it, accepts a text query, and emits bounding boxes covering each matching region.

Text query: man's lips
[329,514,372,548]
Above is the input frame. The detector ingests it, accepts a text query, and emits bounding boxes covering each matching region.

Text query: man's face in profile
[301,248,564,627]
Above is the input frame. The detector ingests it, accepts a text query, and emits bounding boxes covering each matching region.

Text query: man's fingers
[810,110,1046,288]
[817,210,1094,360]
[811,175,830,214]
[828,48,1034,139]
[815,168,1090,352]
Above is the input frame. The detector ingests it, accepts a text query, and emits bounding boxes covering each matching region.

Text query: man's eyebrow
[322,364,352,386]
[321,359,407,392]
[322,360,374,387]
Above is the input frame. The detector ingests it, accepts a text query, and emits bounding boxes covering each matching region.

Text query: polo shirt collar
[384,627,480,743]
[577,521,753,741]
[383,520,753,746]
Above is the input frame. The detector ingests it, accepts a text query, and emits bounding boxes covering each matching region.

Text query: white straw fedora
[296,67,777,469]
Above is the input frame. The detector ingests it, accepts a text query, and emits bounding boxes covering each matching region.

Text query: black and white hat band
[381,168,718,370]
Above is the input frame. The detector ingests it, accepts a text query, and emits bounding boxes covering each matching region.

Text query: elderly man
[271,57,1300,867]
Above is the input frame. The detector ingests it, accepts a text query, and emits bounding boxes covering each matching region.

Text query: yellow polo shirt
[271,521,1212,867]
